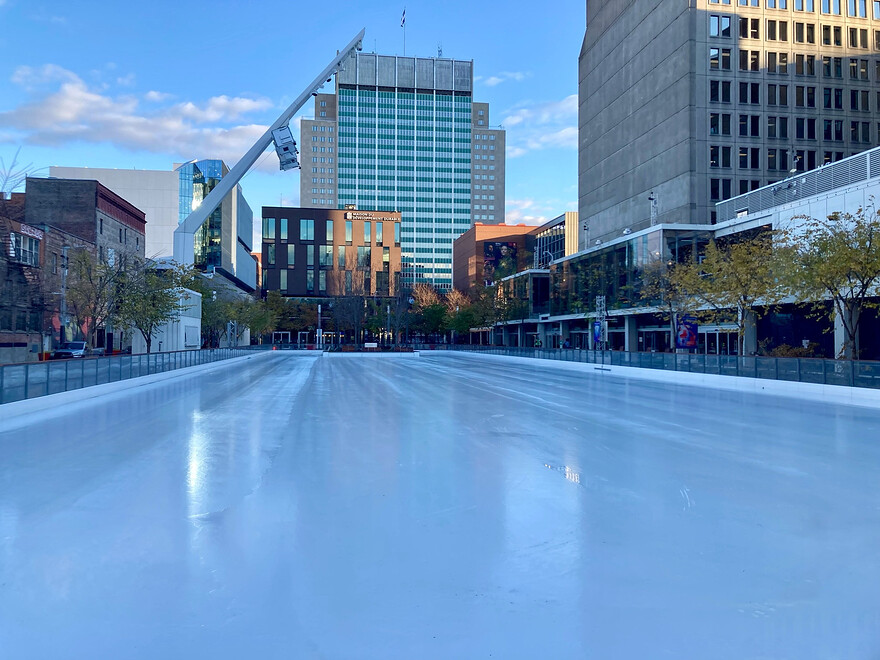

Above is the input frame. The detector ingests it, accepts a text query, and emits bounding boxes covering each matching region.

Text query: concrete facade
[579,0,880,245]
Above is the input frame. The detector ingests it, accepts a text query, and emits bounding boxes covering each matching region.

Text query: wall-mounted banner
[676,315,699,349]
[593,321,602,345]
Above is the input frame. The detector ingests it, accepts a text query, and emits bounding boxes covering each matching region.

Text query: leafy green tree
[779,207,880,359]
[676,234,783,356]
[66,249,126,346]
[637,258,697,351]
[115,259,183,354]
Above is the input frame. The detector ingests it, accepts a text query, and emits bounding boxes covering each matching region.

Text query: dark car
[50,341,90,359]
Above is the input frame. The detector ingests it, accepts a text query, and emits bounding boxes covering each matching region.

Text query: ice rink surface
[1,352,880,659]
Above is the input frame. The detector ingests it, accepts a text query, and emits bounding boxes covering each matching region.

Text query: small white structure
[131,288,202,354]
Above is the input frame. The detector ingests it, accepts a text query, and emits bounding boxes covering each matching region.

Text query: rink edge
[0,351,279,423]
[437,351,880,409]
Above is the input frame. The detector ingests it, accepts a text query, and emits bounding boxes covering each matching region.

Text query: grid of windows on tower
[706,0,880,207]
[336,87,474,288]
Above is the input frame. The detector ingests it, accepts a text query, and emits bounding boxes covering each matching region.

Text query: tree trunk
[145,334,152,354]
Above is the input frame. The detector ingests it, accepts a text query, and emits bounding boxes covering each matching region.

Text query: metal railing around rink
[0,348,259,405]
[421,345,880,390]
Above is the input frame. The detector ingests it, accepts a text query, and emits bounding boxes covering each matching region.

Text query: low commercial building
[497,147,880,357]
[260,207,402,298]
[452,223,535,291]
[532,212,579,267]
[130,288,202,354]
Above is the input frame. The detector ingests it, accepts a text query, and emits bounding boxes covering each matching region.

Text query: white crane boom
[173,28,365,265]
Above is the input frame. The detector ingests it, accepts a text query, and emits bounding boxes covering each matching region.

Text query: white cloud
[0,64,277,169]
[505,197,577,226]
[505,198,547,226]
[501,94,577,158]
[116,73,136,87]
[482,71,529,87]
[144,90,173,103]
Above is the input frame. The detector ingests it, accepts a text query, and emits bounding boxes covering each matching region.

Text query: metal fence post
[0,365,4,405]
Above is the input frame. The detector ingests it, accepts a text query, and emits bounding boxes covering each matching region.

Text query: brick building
[25,177,146,265]
[1,194,96,363]
[260,207,402,298]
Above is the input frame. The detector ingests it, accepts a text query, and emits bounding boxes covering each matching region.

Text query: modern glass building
[177,159,256,290]
[301,54,505,291]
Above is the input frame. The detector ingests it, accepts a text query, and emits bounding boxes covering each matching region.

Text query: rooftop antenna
[438,42,443,58]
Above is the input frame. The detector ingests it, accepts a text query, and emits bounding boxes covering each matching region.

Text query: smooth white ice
[1,352,880,658]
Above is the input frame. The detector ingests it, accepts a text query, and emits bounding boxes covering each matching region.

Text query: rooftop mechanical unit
[272,126,300,171]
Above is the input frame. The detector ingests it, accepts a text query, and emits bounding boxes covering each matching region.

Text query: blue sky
[0,0,584,247]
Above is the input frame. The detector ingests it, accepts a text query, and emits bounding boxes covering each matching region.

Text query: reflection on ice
[0,352,878,659]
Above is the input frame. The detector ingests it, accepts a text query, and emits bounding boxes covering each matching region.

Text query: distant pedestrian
[563,338,571,349]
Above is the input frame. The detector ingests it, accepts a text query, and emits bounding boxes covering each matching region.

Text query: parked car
[50,342,90,359]
[91,347,106,356]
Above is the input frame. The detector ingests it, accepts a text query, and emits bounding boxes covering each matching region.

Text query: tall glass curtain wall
[178,160,224,270]
[337,87,471,289]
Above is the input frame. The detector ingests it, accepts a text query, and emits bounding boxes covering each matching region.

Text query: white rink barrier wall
[440,350,880,410]
[0,351,283,428]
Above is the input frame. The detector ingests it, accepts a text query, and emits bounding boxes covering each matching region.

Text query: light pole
[317,303,323,347]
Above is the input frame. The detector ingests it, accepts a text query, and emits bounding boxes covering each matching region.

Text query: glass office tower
[301,54,477,291]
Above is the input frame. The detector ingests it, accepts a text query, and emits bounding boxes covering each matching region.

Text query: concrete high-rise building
[579,0,880,246]
[299,53,505,291]
[50,162,256,290]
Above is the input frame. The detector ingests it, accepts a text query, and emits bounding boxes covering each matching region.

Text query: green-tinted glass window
[280,218,288,241]
[364,221,371,244]
[325,220,334,243]
[337,245,346,268]
[280,269,288,291]
[287,244,295,267]
[345,220,352,243]
[306,270,314,293]
[267,244,275,265]
[394,223,401,246]
[300,218,314,241]
[262,218,275,239]
[319,245,333,267]
[307,247,315,267]
[376,223,383,246]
